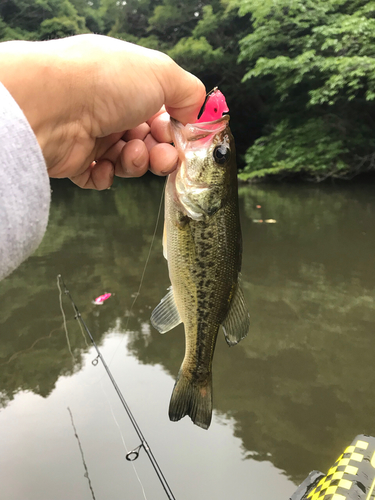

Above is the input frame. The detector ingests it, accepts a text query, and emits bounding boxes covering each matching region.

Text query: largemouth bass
[151,90,250,430]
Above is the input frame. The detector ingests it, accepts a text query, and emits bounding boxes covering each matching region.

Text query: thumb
[156,59,206,125]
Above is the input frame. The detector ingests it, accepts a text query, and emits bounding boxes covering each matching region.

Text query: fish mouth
[169,115,230,220]
[171,115,230,150]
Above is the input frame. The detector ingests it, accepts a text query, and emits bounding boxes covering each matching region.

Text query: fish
[151,89,250,430]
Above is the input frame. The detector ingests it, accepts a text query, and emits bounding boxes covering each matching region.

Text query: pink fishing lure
[94,293,111,305]
[196,89,229,123]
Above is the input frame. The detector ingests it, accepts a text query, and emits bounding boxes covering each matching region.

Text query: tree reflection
[1,177,375,484]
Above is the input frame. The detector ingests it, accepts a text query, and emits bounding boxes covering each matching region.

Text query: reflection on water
[1,177,375,498]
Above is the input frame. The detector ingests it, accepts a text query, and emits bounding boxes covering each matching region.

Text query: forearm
[0,82,50,281]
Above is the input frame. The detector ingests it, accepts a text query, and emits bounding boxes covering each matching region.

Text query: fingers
[115,139,149,177]
[102,112,177,178]
[74,110,178,189]
[150,112,173,143]
[70,137,178,188]
[149,143,178,176]
[123,122,150,141]
[114,139,178,177]
[70,160,114,190]
[147,112,178,175]
[120,111,172,144]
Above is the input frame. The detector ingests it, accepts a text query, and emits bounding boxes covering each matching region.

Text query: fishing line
[108,178,166,366]
[73,303,90,349]
[100,381,148,500]
[58,275,176,500]
[60,288,146,500]
[130,179,166,312]
[57,275,74,363]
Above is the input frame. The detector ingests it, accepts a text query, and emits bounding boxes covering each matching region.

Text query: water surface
[1,177,375,500]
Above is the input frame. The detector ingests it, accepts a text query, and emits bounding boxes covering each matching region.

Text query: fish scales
[166,192,240,383]
[151,99,250,430]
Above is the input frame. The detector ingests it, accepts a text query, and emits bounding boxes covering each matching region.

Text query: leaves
[239,118,350,181]
[2,0,375,181]
[237,0,375,180]
[168,36,224,75]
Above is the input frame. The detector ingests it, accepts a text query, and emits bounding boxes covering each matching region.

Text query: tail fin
[168,369,212,430]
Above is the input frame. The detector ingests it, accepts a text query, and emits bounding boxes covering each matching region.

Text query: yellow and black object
[290,435,375,500]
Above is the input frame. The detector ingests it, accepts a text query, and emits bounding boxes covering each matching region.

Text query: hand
[0,35,206,189]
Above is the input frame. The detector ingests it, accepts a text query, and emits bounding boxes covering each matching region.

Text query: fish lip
[170,115,230,137]
[190,114,230,127]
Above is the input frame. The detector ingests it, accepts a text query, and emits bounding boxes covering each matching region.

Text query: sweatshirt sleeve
[0,82,50,281]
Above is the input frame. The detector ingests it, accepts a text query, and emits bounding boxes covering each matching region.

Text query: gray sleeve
[0,82,50,281]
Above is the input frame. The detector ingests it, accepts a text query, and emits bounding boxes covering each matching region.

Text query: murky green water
[1,177,375,500]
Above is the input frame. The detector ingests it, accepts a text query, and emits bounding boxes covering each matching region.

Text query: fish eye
[213,145,230,164]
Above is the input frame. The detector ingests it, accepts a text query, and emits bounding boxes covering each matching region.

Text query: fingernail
[133,151,147,169]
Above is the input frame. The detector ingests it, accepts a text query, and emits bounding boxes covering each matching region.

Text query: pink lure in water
[94,293,111,305]
[196,89,229,123]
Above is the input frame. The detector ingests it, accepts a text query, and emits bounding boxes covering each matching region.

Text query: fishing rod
[58,275,176,500]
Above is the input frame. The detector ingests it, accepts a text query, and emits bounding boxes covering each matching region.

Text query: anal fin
[151,287,182,333]
[222,285,250,346]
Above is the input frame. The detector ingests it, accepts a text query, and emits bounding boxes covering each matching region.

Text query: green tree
[0,13,31,40]
[100,0,160,39]
[68,0,104,33]
[237,0,375,181]
[0,0,87,41]
[39,15,85,39]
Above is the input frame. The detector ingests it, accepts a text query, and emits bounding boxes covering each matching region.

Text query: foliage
[239,118,350,181]
[39,15,86,40]
[0,0,88,39]
[1,0,375,180]
[168,36,224,75]
[237,0,375,180]
[148,0,210,44]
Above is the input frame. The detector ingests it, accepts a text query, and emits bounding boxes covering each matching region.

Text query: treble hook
[126,444,143,461]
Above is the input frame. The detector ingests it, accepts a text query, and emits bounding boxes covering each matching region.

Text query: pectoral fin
[222,285,250,346]
[151,288,182,333]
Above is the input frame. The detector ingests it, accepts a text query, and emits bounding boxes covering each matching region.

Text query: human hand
[0,35,206,189]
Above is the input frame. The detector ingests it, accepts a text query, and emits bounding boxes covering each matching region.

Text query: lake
[1,176,375,500]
